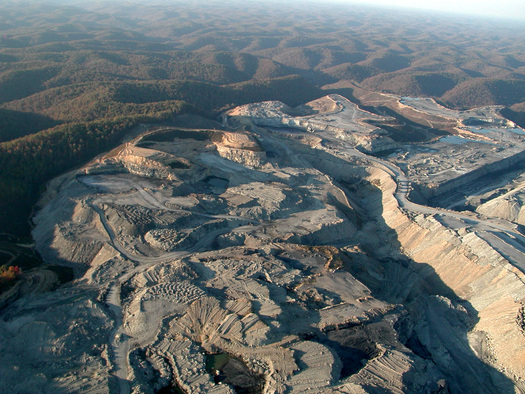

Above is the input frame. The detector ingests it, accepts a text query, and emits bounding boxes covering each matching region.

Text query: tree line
[0,75,321,235]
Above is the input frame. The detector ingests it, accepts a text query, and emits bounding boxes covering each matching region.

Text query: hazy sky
[331,0,525,21]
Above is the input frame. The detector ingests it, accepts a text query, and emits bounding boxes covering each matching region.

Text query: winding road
[250,98,525,273]
[319,137,525,272]
[308,96,525,271]
[81,105,525,392]
[82,176,260,393]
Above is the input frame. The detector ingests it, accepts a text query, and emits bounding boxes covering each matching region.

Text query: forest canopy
[0,0,524,235]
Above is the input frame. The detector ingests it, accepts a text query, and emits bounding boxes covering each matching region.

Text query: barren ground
[1,94,525,393]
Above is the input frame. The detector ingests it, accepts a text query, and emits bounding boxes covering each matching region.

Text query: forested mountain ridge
[0,0,524,236]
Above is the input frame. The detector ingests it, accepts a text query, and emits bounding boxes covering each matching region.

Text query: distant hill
[3,76,321,121]
[0,0,524,235]
[0,108,58,142]
[323,64,378,83]
[442,79,525,108]
[362,72,462,97]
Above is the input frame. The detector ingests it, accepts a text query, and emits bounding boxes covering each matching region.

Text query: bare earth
[2,94,525,393]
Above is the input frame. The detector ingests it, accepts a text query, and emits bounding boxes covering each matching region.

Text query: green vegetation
[0,108,58,142]
[0,108,193,235]
[167,160,191,169]
[442,79,525,109]
[0,264,23,296]
[0,71,319,236]
[0,265,21,281]
[142,129,215,142]
[501,105,525,129]
[0,0,524,239]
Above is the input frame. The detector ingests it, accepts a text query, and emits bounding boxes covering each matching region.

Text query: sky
[43,0,525,22]
[330,0,525,21]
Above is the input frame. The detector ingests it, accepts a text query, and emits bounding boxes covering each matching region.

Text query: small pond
[205,353,264,394]
[156,382,185,394]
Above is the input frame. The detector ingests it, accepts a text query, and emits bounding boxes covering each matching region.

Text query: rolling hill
[0,0,524,235]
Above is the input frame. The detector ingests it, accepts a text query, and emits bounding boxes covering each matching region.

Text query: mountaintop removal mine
[2,93,525,393]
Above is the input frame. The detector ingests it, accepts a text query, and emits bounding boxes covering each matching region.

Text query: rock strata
[2,96,525,393]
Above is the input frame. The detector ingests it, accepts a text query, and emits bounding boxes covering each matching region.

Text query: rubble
[2,95,525,393]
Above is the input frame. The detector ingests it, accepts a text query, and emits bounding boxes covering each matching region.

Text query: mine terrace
[2,93,525,393]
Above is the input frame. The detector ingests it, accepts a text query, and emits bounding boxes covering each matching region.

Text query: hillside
[0,0,524,237]
[1,2,525,392]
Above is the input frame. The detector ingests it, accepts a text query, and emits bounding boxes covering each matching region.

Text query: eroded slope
[2,97,525,393]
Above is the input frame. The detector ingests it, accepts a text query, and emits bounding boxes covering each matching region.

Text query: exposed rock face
[368,167,525,387]
[224,95,399,154]
[385,98,525,205]
[419,149,525,201]
[32,175,105,276]
[118,146,179,180]
[215,144,267,167]
[3,97,525,393]
[214,130,267,167]
[476,183,525,225]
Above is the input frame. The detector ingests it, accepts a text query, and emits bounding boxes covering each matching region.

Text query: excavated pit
[205,353,265,393]
[3,95,525,393]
